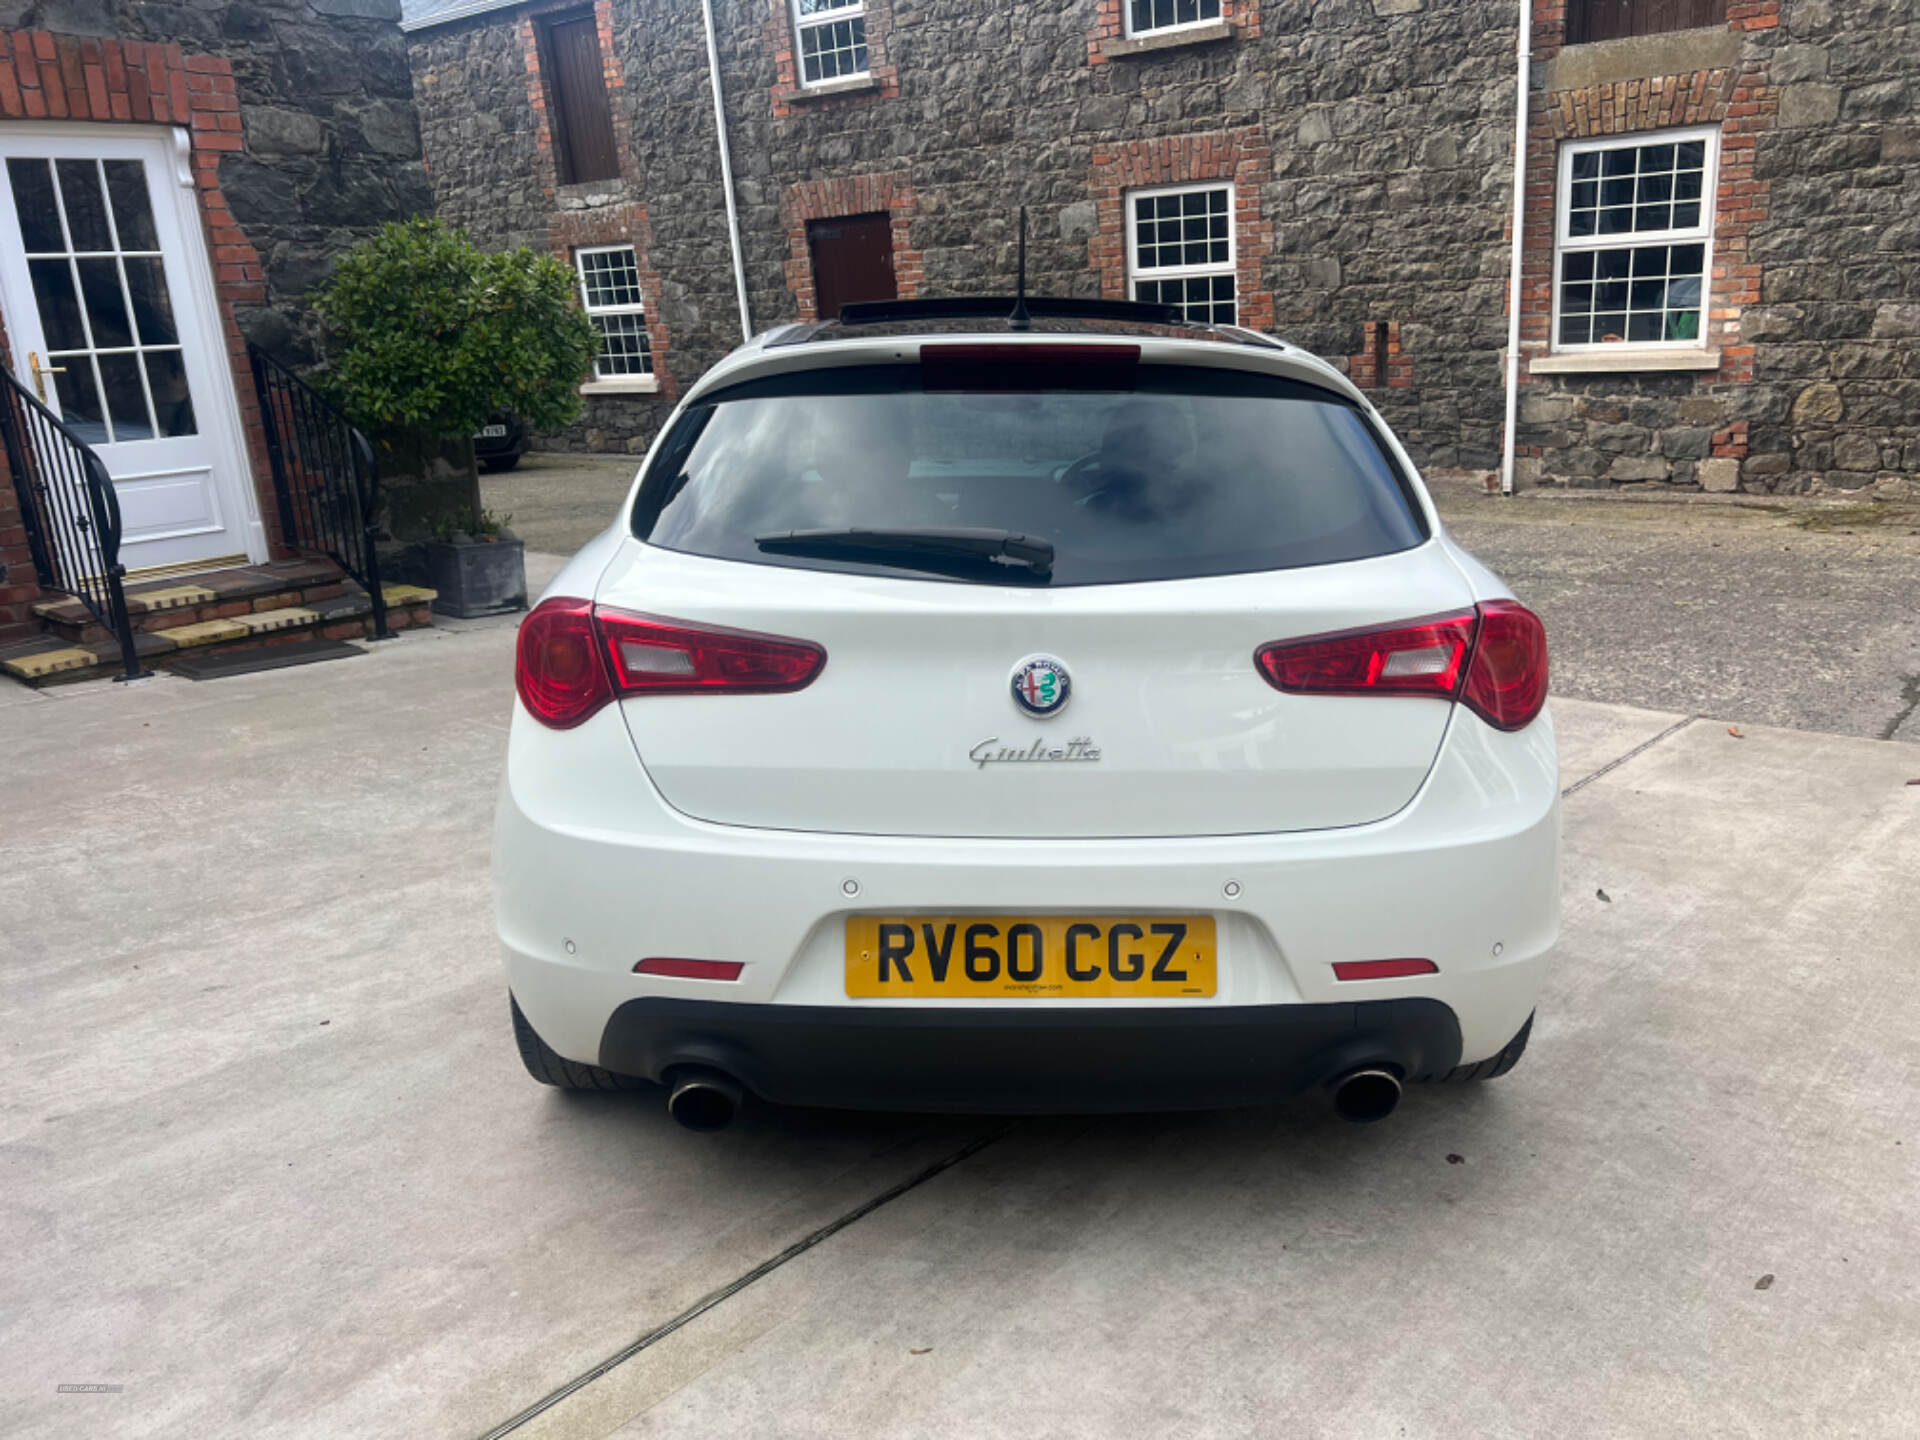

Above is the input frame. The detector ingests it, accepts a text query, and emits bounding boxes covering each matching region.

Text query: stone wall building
[402,0,1916,501]
[0,0,430,642]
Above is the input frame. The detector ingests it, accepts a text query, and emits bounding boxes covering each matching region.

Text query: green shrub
[312,219,597,536]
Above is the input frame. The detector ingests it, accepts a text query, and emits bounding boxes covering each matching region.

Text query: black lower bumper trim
[598,997,1462,1113]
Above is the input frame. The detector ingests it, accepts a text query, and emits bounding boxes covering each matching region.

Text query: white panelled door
[0,124,264,575]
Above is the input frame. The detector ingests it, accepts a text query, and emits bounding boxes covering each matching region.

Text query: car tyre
[510,993,650,1091]
[1441,1011,1533,1084]
[481,453,522,473]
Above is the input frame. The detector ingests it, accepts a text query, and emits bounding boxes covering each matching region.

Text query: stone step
[0,583,437,687]
[30,557,352,645]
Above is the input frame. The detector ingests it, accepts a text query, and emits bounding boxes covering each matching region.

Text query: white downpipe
[701,0,753,342]
[1500,0,1533,495]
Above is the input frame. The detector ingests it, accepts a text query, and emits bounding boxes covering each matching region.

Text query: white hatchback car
[496,298,1557,1129]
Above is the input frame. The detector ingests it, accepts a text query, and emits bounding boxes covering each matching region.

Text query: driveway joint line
[1561,716,1697,798]
[476,1122,1018,1439]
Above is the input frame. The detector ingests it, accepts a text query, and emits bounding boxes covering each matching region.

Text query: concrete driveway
[3,579,1916,1438]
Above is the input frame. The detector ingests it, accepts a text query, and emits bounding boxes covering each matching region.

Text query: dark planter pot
[424,538,527,619]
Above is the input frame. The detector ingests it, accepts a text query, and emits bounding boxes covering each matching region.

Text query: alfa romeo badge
[1010,654,1071,718]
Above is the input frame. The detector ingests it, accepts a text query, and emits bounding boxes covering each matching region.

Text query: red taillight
[595,607,825,696]
[1256,601,1548,732]
[1256,611,1476,699]
[516,597,613,729]
[634,958,744,981]
[1332,958,1439,981]
[515,599,825,729]
[1460,600,1550,732]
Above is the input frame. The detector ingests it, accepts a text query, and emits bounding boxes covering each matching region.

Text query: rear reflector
[634,958,745,981]
[1256,600,1548,732]
[515,598,824,729]
[1332,959,1439,981]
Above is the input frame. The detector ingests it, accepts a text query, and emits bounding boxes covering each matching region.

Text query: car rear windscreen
[632,362,1428,586]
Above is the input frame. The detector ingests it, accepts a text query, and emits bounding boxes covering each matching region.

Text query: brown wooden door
[807,213,897,321]
[1565,0,1725,44]
[542,14,620,184]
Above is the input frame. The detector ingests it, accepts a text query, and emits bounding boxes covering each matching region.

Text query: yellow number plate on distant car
[845,916,1216,999]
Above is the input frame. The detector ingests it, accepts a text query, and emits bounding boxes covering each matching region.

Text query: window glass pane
[52,360,109,444]
[1672,201,1701,228]
[592,313,654,377]
[1560,242,1705,347]
[97,352,153,441]
[1677,140,1706,169]
[1640,144,1676,171]
[641,367,1424,587]
[1601,149,1636,177]
[77,257,134,349]
[7,158,65,252]
[103,160,160,252]
[29,259,88,351]
[799,16,866,82]
[1571,151,1599,181]
[123,257,179,345]
[56,159,112,252]
[144,350,198,437]
[1132,0,1218,28]
[797,0,859,12]
[578,248,643,310]
[1133,188,1230,270]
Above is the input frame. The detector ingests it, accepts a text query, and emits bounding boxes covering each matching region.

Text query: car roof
[683,297,1363,408]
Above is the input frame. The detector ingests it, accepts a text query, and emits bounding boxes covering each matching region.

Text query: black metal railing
[0,366,147,681]
[248,345,390,640]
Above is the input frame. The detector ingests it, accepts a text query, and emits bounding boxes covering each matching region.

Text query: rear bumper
[497,697,1560,1086]
[599,996,1463,1111]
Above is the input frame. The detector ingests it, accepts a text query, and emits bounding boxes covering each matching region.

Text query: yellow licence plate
[845,916,1217,999]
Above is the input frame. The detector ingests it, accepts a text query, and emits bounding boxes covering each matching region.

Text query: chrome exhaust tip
[1331,1067,1402,1124]
[666,1068,744,1132]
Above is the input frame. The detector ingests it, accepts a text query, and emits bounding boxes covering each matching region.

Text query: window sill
[580,376,660,396]
[1099,19,1234,59]
[1529,348,1721,375]
[787,73,882,102]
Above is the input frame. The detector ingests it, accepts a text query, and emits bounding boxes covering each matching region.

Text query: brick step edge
[1,596,435,687]
[37,580,365,645]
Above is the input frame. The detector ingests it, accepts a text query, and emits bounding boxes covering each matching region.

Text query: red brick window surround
[518,0,639,197]
[780,172,921,321]
[1088,128,1274,333]
[768,0,898,117]
[1088,0,1259,65]
[1519,0,1779,384]
[550,204,676,401]
[0,29,288,601]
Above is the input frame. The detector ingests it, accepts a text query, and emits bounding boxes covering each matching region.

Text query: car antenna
[1008,206,1031,332]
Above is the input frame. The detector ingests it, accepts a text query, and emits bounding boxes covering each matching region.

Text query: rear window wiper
[754,526,1055,579]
